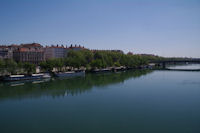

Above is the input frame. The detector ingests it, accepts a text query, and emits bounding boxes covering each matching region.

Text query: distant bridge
[150,59,200,69]
[157,68,200,72]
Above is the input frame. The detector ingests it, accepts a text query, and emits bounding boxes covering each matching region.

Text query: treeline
[39,50,162,72]
[0,59,36,75]
[0,50,163,75]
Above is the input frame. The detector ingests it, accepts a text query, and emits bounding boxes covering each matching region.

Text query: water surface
[168,63,200,70]
[0,66,200,133]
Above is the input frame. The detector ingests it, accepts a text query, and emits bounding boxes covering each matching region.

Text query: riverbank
[0,65,155,82]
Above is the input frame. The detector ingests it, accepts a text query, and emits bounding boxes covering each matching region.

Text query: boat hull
[55,71,85,78]
[3,73,51,82]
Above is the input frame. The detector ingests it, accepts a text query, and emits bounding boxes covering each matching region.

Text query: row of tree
[0,49,164,75]
[39,50,163,72]
[0,59,36,75]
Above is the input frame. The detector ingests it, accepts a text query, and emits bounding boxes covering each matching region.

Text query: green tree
[54,58,64,71]
[40,59,56,72]
[114,62,121,67]
[0,59,5,74]
[90,59,104,69]
[4,59,18,74]
[23,63,36,75]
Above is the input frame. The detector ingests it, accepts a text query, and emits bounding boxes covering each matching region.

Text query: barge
[3,73,51,81]
[54,71,85,78]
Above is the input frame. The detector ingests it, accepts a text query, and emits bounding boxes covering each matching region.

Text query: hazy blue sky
[0,0,200,57]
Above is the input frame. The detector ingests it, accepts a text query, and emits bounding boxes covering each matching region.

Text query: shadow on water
[0,70,153,101]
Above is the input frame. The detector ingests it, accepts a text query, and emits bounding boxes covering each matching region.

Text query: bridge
[157,68,200,72]
[150,59,200,69]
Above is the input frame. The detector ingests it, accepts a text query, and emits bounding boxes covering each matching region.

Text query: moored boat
[3,73,51,81]
[54,71,85,78]
[92,68,111,73]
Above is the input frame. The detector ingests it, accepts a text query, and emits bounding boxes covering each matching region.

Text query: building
[0,45,13,59]
[69,44,85,51]
[44,44,86,60]
[127,52,133,55]
[13,43,45,64]
[91,49,124,54]
[45,45,67,60]
[1,43,87,62]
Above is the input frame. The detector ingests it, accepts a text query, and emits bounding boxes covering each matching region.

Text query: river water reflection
[0,65,200,133]
[168,63,200,70]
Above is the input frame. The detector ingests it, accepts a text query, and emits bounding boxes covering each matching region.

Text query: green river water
[0,64,200,133]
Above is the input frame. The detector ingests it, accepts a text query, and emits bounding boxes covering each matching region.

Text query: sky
[0,0,200,57]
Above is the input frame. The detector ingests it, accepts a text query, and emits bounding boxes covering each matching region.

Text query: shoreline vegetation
[0,50,157,75]
[0,49,198,77]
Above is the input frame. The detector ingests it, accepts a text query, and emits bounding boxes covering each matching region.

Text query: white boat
[54,71,85,77]
[4,73,51,81]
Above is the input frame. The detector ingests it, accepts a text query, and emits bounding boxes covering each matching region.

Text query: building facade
[91,49,124,54]
[13,43,45,64]
[1,43,87,63]
[44,44,86,60]
[0,46,13,59]
[45,45,67,60]
[69,44,85,51]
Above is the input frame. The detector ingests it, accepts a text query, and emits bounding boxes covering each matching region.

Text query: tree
[23,63,36,75]
[114,62,121,67]
[90,59,104,69]
[80,50,94,64]
[0,59,5,74]
[40,61,48,72]
[40,59,56,72]
[4,59,18,74]
[54,58,64,71]
[67,50,86,68]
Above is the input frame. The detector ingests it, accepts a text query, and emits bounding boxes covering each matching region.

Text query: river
[0,64,200,133]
